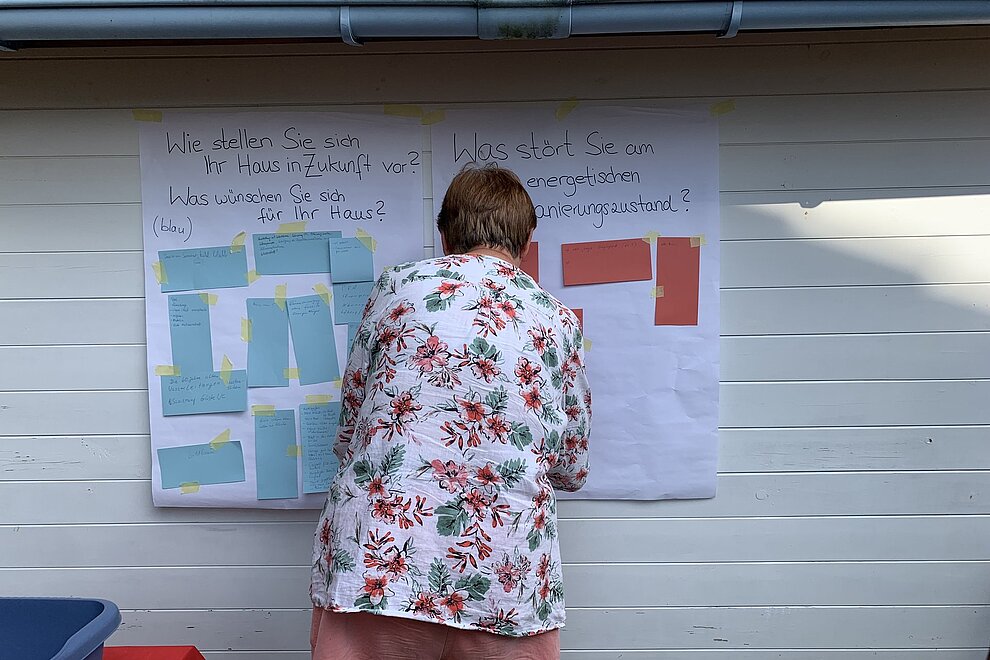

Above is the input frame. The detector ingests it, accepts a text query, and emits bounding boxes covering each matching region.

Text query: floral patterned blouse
[311,254,592,637]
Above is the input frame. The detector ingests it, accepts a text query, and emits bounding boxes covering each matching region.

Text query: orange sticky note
[561,239,653,286]
[520,241,540,283]
[654,237,700,326]
[572,308,584,332]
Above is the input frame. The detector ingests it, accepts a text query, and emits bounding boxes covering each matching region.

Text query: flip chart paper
[329,237,375,283]
[246,298,290,387]
[252,231,342,275]
[431,104,719,500]
[287,295,341,385]
[158,246,248,292]
[655,237,701,326]
[519,241,540,283]
[141,111,424,509]
[168,294,214,374]
[158,440,246,489]
[300,402,342,493]
[332,281,375,325]
[161,370,248,416]
[560,238,653,286]
[255,409,299,500]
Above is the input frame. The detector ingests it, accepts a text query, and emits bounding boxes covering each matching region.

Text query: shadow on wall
[723,189,990,330]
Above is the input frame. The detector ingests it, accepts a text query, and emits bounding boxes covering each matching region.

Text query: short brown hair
[437,164,537,258]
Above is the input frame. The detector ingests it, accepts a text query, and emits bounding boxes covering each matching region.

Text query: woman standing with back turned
[311,164,592,660]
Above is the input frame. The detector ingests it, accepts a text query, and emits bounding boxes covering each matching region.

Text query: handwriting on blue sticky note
[159,246,248,292]
[161,370,248,416]
[168,294,214,374]
[255,409,299,500]
[286,295,340,385]
[247,298,289,387]
[329,237,374,283]
[332,281,375,326]
[253,231,342,275]
[158,440,246,489]
[300,402,342,494]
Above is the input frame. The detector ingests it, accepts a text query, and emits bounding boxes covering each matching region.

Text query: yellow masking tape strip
[252,404,276,416]
[286,445,303,458]
[199,293,219,305]
[152,261,167,284]
[132,109,163,122]
[154,365,180,376]
[219,355,234,386]
[247,269,260,284]
[421,110,446,125]
[642,231,661,244]
[582,338,592,352]
[555,98,579,121]
[333,378,343,388]
[651,286,665,299]
[180,482,200,494]
[313,283,332,306]
[690,235,706,247]
[284,367,300,379]
[276,221,307,234]
[306,394,334,404]
[209,428,231,451]
[274,284,287,311]
[241,318,252,342]
[230,231,247,253]
[384,104,424,118]
[355,228,377,253]
[710,99,736,117]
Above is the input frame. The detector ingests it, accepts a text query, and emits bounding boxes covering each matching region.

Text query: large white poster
[140,111,425,507]
[431,104,719,499]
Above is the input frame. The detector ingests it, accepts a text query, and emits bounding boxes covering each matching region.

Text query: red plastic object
[104,647,205,660]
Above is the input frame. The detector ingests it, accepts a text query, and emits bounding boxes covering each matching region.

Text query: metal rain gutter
[0,1,989,44]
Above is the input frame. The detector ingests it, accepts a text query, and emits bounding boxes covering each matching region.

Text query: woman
[311,165,591,660]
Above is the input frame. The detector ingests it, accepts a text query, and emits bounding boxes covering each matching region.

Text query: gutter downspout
[1,1,989,44]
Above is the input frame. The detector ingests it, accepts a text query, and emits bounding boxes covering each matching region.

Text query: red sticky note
[572,308,584,332]
[520,241,540,283]
[654,237,700,326]
[561,239,653,286]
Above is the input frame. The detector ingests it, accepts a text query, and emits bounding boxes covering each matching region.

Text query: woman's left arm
[549,323,592,492]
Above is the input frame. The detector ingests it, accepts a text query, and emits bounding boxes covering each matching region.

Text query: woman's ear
[519,229,534,260]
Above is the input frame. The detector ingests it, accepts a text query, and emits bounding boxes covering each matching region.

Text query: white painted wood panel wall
[2,27,989,659]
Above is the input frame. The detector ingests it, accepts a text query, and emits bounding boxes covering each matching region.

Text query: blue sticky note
[329,237,374,283]
[168,294,214,374]
[252,231,342,275]
[255,409,299,500]
[332,281,375,326]
[247,298,289,387]
[300,402,342,494]
[158,440,246,489]
[347,323,360,350]
[159,246,248,292]
[161,370,248,416]
[286,295,340,385]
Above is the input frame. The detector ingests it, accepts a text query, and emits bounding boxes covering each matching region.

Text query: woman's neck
[465,246,520,268]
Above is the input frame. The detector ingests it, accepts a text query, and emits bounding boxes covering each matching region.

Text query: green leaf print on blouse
[436,500,471,537]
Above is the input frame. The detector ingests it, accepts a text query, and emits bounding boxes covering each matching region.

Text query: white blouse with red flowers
[311,254,591,637]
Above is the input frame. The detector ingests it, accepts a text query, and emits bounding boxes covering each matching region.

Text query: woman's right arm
[333,268,395,463]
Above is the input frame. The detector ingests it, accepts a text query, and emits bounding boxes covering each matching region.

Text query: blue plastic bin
[0,597,121,660]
